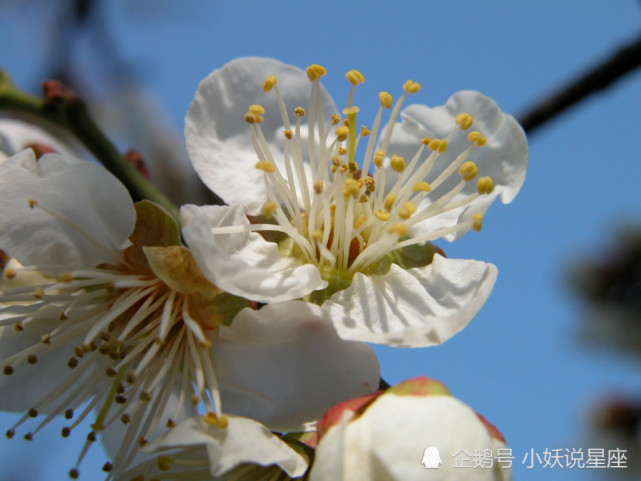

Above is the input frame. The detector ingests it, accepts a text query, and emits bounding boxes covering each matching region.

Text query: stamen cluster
[242,65,495,281]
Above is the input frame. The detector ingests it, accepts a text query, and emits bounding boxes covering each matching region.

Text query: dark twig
[518,33,641,134]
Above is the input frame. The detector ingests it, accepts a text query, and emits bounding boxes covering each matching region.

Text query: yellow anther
[335,126,349,142]
[477,176,495,195]
[373,151,385,168]
[437,139,448,153]
[384,193,398,212]
[459,161,479,181]
[248,104,265,115]
[255,161,277,173]
[468,131,487,147]
[294,107,306,117]
[312,229,323,241]
[388,223,409,236]
[398,202,417,220]
[346,69,365,85]
[363,176,375,193]
[348,162,358,173]
[420,137,432,145]
[283,129,293,139]
[313,181,325,194]
[456,113,474,130]
[263,74,278,92]
[340,165,348,173]
[202,412,228,428]
[59,272,73,282]
[306,64,327,81]
[332,156,342,167]
[343,178,360,198]
[379,91,393,109]
[360,126,370,137]
[427,139,442,151]
[412,181,432,192]
[244,112,258,124]
[338,147,347,155]
[390,155,405,173]
[262,202,278,219]
[33,287,45,299]
[358,194,369,203]
[343,106,360,116]
[331,114,341,125]
[28,199,37,208]
[375,210,391,222]
[157,455,173,472]
[4,268,16,279]
[403,80,421,94]
[472,213,484,232]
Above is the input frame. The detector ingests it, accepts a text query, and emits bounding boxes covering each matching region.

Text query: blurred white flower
[182,57,528,347]
[0,118,76,161]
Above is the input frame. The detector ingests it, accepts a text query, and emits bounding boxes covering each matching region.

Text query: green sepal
[386,376,451,397]
[388,238,444,270]
[124,200,181,271]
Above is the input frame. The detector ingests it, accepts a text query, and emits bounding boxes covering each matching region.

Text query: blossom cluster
[0,57,527,480]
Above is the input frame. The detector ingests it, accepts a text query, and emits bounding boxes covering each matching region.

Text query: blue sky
[1,1,641,480]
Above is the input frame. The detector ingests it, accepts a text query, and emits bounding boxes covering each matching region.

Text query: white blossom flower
[310,376,512,481]
[0,118,74,161]
[0,149,379,478]
[121,413,310,481]
[183,57,528,347]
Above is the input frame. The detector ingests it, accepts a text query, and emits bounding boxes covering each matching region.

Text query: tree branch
[518,33,641,134]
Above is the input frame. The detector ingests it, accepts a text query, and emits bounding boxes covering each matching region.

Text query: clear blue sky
[1,1,641,480]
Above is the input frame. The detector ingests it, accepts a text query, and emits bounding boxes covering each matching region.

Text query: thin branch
[518,32,641,134]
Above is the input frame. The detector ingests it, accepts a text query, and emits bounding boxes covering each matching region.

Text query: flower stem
[0,70,181,223]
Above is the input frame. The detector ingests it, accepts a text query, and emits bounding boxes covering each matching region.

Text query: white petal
[0,151,135,267]
[181,204,327,302]
[322,255,498,347]
[0,119,73,160]
[143,415,308,477]
[311,394,497,481]
[185,57,337,214]
[383,91,528,241]
[215,301,380,431]
[0,317,91,412]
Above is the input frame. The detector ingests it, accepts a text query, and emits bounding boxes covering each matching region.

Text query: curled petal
[185,57,337,214]
[181,204,327,303]
[383,90,528,241]
[322,255,498,347]
[142,415,308,478]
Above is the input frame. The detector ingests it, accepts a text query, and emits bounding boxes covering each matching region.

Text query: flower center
[229,65,495,286]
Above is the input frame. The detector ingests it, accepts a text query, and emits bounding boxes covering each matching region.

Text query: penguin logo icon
[421,446,442,469]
